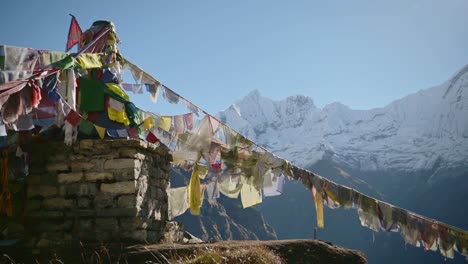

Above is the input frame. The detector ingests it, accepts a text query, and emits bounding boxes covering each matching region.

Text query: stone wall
[25,139,183,247]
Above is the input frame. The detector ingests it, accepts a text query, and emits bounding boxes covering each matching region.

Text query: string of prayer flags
[94,124,106,139]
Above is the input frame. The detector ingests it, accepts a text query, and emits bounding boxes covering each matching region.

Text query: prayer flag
[128,127,139,139]
[146,131,158,144]
[65,109,82,127]
[159,116,172,132]
[209,116,220,133]
[142,117,154,130]
[66,15,82,51]
[145,83,160,103]
[94,124,106,139]
[313,187,324,228]
[184,113,194,129]
[162,86,180,104]
[78,119,94,135]
[174,115,185,134]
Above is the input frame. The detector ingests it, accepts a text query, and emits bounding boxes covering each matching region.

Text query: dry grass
[170,246,283,264]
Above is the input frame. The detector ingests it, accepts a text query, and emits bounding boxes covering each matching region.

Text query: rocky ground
[0,239,367,263]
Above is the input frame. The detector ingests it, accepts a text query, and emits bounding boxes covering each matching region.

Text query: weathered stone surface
[85,172,113,182]
[28,174,41,185]
[65,210,95,217]
[119,148,137,158]
[46,163,69,172]
[79,140,94,150]
[117,195,136,208]
[25,138,172,244]
[94,193,116,209]
[42,198,74,210]
[95,218,118,231]
[28,186,58,198]
[71,162,95,171]
[97,208,138,217]
[28,211,64,218]
[119,218,149,230]
[77,198,91,208]
[104,159,140,170]
[121,229,147,241]
[57,172,83,184]
[113,169,138,181]
[101,181,136,194]
[60,183,98,197]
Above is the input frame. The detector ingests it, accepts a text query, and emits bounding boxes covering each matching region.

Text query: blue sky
[2,0,467,114]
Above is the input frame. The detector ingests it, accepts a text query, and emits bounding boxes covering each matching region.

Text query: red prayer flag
[66,15,82,51]
[146,131,159,144]
[184,113,194,129]
[128,127,139,139]
[65,109,82,127]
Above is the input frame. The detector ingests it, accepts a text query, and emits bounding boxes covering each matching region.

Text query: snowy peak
[219,65,468,175]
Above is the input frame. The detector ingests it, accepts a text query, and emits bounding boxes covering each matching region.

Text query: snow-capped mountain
[218,65,468,180]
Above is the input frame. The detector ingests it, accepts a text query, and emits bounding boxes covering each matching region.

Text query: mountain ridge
[218,65,468,182]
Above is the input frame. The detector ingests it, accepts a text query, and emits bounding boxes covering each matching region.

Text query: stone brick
[121,229,147,241]
[97,208,138,217]
[65,210,95,217]
[77,198,91,208]
[79,140,94,150]
[101,181,136,194]
[60,183,98,197]
[85,172,113,182]
[28,211,63,219]
[119,218,148,230]
[57,172,83,184]
[117,195,136,208]
[71,162,95,171]
[28,186,58,198]
[104,159,140,170]
[113,169,138,181]
[95,218,118,231]
[94,193,116,209]
[28,174,41,185]
[118,148,137,158]
[46,163,70,172]
[43,198,75,210]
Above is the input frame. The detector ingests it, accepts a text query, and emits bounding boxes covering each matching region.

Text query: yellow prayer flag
[94,125,106,139]
[159,116,172,132]
[314,190,324,228]
[143,117,154,130]
[76,53,103,69]
[188,165,202,215]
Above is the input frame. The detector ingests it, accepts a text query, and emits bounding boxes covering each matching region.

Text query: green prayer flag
[51,55,77,70]
[79,77,106,112]
[78,119,95,135]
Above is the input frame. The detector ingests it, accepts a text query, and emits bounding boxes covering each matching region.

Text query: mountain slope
[218,65,468,181]
[218,65,468,264]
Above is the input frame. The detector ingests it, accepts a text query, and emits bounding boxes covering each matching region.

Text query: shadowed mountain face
[213,66,468,263]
